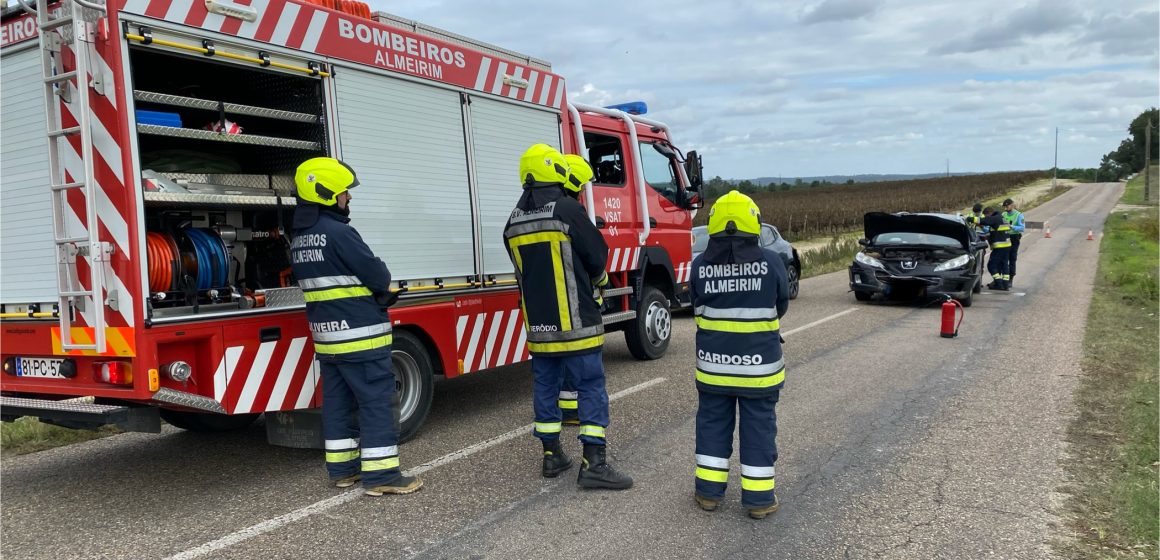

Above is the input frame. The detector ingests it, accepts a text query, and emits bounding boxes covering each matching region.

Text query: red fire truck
[0,0,704,445]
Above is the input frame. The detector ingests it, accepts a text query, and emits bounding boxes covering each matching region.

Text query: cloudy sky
[371,0,1159,179]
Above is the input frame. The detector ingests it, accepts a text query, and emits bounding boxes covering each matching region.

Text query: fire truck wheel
[392,330,434,443]
[159,409,260,432]
[625,285,671,361]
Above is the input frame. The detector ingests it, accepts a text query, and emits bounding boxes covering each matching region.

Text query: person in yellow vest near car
[690,190,789,519]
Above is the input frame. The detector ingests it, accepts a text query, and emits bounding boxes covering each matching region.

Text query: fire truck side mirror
[683,150,705,209]
[685,150,703,188]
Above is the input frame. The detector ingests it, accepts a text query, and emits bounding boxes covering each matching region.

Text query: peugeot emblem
[901,260,917,270]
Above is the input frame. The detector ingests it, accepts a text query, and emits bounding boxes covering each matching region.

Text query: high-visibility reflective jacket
[504,186,609,357]
[291,204,393,362]
[690,237,789,398]
[980,213,1012,249]
[1002,209,1025,237]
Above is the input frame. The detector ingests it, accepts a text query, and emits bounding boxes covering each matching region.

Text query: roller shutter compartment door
[468,96,561,276]
[333,69,475,281]
[1,49,60,304]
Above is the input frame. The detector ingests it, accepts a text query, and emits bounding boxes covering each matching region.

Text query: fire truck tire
[392,330,434,443]
[159,409,260,432]
[624,285,671,361]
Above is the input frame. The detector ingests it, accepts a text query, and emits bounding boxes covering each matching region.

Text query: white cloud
[800,0,881,25]
[368,0,1159,177]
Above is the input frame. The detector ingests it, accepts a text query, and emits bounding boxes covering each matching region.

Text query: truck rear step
[0,396,160,432]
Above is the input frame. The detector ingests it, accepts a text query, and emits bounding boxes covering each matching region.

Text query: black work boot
[542,439,573,478]
[577,444,633,490]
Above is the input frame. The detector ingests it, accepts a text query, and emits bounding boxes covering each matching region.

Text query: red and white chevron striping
[212,337,320,414]
[607,246,640,273]
[456,309,529,374]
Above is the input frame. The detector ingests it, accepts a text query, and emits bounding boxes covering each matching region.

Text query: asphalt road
[1,182,1123,560]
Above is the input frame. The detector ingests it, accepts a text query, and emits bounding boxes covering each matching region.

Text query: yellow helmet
[563,154,593,194]
[707,190,761,236]
[519,143,569,187]
[295,157,359,206]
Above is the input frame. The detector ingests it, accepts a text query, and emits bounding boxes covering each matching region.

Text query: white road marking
[782,307,858,338]
[165,377,669,560]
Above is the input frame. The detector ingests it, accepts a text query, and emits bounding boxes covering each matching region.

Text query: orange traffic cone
[1086,229,1094,240]
[1044,222,1052,238]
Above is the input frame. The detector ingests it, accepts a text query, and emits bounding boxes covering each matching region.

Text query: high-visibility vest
[1002,210,1025,236]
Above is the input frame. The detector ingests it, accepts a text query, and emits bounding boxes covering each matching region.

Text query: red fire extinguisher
[940,298,964,338]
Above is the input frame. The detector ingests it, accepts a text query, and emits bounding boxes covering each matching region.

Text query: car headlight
[933,254,971,271]
[855,252,884,268]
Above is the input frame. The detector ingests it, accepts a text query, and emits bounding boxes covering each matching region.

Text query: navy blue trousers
[1008,236,1021,278]
[320,358,401,487]
[987,246,1011,286]
[532,352,609,445]
[695,391,780,508]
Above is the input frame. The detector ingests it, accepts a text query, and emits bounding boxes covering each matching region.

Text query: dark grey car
[691,223,801,299]
[848,212,987,306]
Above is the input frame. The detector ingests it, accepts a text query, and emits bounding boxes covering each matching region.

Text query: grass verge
[1122,165,1159,206]
[1058,184,1158,558]
[800,236,861,279]
[1,417,119,457]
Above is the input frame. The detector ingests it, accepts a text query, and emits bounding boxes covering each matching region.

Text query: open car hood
[863,212,971,249]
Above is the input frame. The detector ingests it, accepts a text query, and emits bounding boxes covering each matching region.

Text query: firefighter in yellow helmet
[691,190,788,519]
[556,153,600,426]
[503,144,630,489]
[290,157,422,497]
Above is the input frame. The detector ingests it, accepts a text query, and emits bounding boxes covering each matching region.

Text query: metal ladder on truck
[22,0,111,352]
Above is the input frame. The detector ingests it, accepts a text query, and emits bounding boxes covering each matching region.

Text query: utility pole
[945,159,949,177]
[1145,118,1152,202]
[1052,127,1058,189]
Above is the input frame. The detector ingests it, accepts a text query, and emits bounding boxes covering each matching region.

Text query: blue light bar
[604,101,648,115]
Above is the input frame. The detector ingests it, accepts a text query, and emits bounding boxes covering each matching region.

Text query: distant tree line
[1096,107,1159,180]
[702,176,854,198]
[1054,168,1102,182]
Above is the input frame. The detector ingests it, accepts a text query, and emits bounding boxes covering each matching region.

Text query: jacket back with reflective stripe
[981,214,1011,249]
[504,188,608,357]
[690,247,788,397]
[291,211,392,362]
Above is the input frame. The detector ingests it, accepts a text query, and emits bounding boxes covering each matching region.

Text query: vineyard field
[694,171,1047,241]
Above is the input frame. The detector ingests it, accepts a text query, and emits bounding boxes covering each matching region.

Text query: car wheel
[972,276,983,293]
[392,330,435,443]
[957,292,973,307]
[787,263,800,300]
[854,291,872,302]
[625,285,671,360]
[160,410,260,432]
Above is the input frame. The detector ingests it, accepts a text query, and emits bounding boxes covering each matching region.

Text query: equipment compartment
[129,47,329,178]
[127,41,330,320]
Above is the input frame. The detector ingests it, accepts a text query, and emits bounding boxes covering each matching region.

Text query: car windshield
[872,232,960,247]
[692,228,709,253]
